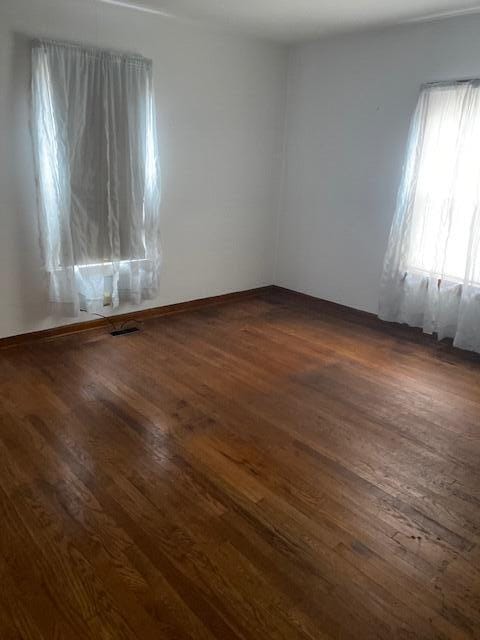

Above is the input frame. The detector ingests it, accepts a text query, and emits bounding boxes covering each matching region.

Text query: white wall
[4,4,480,338]
[0,0,287,338]
[276,14,480,313]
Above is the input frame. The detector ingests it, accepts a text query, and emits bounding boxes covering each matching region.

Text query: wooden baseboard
[270,285,378,322]
[270,285,393,332]
[4,283,477,360]
[0,285,274,349]
[270,285,480,360]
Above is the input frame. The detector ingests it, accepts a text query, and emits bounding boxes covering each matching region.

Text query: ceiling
[100,0,480,42]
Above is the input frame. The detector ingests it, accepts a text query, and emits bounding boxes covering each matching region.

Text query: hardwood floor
[1,287,480,639]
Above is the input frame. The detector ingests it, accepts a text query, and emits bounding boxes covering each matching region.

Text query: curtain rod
[33,38,151,65]
[422,77,480,89]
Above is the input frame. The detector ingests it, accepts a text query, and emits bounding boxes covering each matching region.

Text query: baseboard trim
[4,284,477,360]
[0,285,274,349]
[271,286,378,322]
[270,285,480,360]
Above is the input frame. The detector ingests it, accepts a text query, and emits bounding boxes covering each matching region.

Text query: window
[404,83,480,284]
[31,39,162,316]
[379,80,480,354]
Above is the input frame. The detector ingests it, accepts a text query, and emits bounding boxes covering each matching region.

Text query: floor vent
[110,326,140,337]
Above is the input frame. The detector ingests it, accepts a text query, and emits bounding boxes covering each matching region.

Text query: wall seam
[272,45,293,284]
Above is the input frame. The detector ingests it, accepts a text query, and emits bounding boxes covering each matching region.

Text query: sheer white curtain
[31,39,161,316]
[379,81,480,354]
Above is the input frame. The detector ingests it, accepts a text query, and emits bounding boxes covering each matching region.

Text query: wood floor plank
[1,288,479,639]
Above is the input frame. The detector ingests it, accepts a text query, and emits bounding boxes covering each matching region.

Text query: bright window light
[405,84,480,283]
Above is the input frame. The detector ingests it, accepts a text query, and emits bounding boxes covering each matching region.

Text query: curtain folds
[379,81,480,354]
[31,39,161,316]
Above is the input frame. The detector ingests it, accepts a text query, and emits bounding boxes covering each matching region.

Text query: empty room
[1,0,480,638]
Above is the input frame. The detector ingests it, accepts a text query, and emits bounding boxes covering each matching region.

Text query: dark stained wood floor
[1,287,480,640]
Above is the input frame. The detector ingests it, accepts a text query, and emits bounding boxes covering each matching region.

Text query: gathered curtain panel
[379,80,480,354]
[31,39,161,316]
